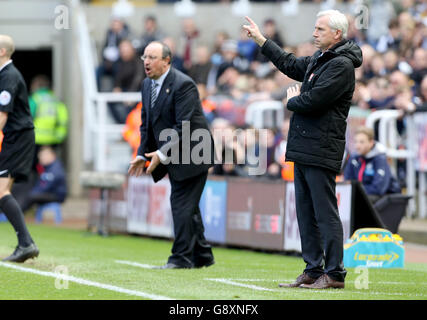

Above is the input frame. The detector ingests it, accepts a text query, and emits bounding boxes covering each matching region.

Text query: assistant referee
[0,35,39,263]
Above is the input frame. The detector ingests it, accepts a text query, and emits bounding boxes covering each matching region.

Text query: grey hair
[317,10,349,39]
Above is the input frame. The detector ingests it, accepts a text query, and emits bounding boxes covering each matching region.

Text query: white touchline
[115,260,156,269]
[205,278,275,291]
[0,262,173,300]
[204,278,427,297]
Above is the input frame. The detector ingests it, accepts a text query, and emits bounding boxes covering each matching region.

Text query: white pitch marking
[115,260,157,269]
[228,278,295,282]
[0,261,172,300]
[205,278,275,291]
[204,278,427,297]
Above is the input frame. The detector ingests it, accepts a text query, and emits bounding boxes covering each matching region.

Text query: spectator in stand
[395,74,427,113]
[212,30,230,55]
[268,118,294,181]
[138,15,165,55]
[264,128,282,179]
[188,45,213,85]
[216,65,253,101]
[365,0,396,47]
[19,146,67,213]
[254,18,285,63]
[29,75,68,150]
[162,37,186,73]
[410,47,427,87]
[398,12,417,59]
[358,77,394,110]
[370,53,387,77]
[197,83,216,124]
[122,102,142,159]
[389,70,414,104]
[216,40,250,81]
[376,18,401,53]
[179,18,200,72]
[109,39,144,123]
[346,14,366,47]
[238,28,258,62]
[344,126,401,203]
[96,16,130,91]
[212,146,240,176]
[360,44,377,79]
[383,49,400,74]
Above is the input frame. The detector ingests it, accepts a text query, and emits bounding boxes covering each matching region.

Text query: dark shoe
[194,259,215,268]
[152,263,191,269]
[300,274,345,289]
[279,272,317,288]
[2,243,39,263]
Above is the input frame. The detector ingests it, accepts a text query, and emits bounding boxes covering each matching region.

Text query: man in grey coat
[244,10,363,289]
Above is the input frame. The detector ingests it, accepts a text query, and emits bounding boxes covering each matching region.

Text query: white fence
[74,1,139,172]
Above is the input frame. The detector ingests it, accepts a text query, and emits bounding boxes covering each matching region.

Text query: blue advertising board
[199,179,228,244]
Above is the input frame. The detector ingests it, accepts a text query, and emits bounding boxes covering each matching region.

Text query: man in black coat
[128,41,215,269]
[244,10,363,289]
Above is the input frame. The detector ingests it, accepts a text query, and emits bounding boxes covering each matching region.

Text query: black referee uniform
[0,60,39,262]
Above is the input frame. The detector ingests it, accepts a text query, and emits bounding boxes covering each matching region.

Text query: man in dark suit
[128,41,215,269]
[244,10,363,289]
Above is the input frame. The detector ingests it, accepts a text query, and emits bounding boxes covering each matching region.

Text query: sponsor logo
[353,251,399,267]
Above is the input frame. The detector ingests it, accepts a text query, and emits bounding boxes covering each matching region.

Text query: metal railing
[365,110,422,218]
[74,1,139,171]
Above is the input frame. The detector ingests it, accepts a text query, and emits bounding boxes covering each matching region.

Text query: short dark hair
[145,15,156,23]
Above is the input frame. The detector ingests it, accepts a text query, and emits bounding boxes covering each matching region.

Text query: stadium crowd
[95,0,427,185]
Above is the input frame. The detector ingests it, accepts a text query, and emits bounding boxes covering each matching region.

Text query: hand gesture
[128,157,146,177]
[286,84,300,101]
[144,151,161,175]
[242,16,267,47]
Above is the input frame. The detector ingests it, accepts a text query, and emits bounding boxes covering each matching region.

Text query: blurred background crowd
[92,0,427,187]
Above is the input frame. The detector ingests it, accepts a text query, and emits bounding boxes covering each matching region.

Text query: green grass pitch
[0,223,426,300]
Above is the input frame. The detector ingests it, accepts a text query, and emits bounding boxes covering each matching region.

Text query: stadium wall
[83,2,352,54]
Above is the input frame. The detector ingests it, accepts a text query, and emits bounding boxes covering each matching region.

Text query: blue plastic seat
[35,202,63,224]
[0,213,7,222]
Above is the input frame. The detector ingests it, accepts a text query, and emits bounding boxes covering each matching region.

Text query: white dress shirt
[0,60,12,74]
[136,67,171,163]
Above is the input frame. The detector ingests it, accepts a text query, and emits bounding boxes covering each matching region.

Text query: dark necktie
[151,81,158,108]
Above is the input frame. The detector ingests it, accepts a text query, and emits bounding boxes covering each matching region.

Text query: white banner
[127,176,173,237]
[127,176,151,234]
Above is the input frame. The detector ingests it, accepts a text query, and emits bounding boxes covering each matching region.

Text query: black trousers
[294,163,346,282]
[168,171,214,267]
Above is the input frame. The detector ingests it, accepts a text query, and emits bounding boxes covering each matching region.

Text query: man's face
[143,43,169,80]
[119,41,135,62]
[313,15,340,51]
[354,133,374,156]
